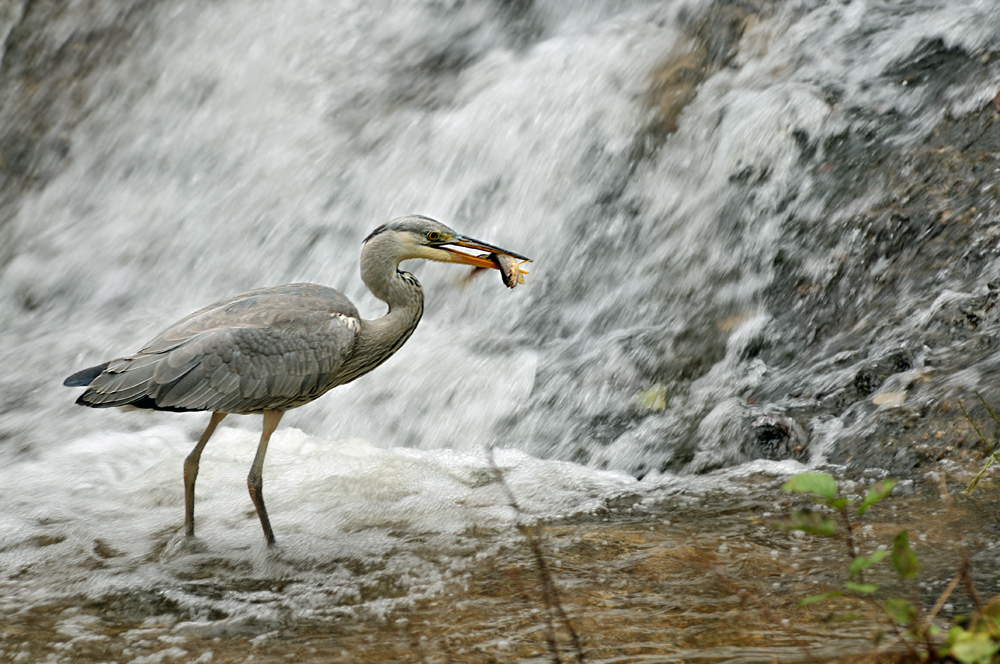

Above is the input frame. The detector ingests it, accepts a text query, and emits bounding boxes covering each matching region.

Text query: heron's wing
[138,283,360,354]
[79,284,361,413]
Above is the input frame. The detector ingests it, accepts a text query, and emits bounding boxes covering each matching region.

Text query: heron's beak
[437,235,531,269]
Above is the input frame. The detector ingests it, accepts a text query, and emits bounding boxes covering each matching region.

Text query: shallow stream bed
[3,459,997,664]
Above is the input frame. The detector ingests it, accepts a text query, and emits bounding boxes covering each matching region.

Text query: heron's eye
[427,231,442,243]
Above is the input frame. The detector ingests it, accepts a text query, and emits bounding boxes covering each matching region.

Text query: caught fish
[460,252,530,288]
[491,252,529,288]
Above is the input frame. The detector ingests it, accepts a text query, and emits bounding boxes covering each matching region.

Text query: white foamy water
[0,425,638,623]
[1,0,999,628]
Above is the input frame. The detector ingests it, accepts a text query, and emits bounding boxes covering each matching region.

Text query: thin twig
[958,398,990,452]
[961,395,1000,492]
[975,390,1000,431]
[838,505,862,582]
[835,503,922,659]
[485,445,585,664]
[965,451,999,493]
[921,568,963,631]
[960,554,986,618]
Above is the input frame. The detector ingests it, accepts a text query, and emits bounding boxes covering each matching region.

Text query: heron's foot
[248,480,277,547]
[259,514,277,548]
[179,536,210,555]
[159,531,209,559]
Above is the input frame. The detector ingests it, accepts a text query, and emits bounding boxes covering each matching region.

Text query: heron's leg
[248,409,284,546]
[184,411,227,537]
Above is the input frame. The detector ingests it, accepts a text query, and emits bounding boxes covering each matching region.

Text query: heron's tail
[63,362,110,387]
[67,354,200,413]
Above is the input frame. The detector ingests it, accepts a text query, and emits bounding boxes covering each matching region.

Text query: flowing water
[2,0,1000,661]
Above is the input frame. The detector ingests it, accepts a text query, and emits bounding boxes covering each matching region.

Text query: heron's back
[72,284,362,414]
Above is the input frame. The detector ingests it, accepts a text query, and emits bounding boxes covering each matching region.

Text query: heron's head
[364,215,530,269]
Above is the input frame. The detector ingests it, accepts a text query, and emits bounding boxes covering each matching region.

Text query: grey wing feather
[75,284,361,413]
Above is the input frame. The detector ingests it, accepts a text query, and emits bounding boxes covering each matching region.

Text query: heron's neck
[360,268,424,348]
[348,246,425,380]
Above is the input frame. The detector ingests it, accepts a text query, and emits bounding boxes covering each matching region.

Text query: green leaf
[849,550,889,576]
[777,510,839,536]
[891,531,919,579]
[798,591,843,606]
[949,629,1000,664]
[846,582,879,594]
[857,479,898,515]
[782,472,839,500]
[828,497,849,510]
[883,598,918,625]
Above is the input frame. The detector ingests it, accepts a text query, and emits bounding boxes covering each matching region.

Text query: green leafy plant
[779,471,1000,663]
[779,472,903,598]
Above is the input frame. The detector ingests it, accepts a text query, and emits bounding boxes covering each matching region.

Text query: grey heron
[64,215,530,546]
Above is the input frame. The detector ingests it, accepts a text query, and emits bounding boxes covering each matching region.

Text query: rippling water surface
[2,0,1000,658]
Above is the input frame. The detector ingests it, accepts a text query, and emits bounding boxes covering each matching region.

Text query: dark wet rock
[555,0,1000,478]
[745,55,1000,473]
[744,413,808,461]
